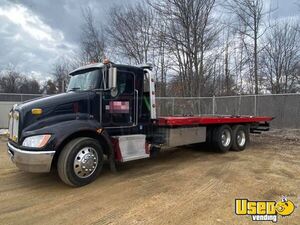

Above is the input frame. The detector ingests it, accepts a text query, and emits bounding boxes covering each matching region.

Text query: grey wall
[256,95,300,128]
[0,102,18,128]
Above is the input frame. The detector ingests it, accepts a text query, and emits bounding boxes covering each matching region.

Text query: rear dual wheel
[231,125,249,151]
[213,125,233,153]
[212,125,248,153]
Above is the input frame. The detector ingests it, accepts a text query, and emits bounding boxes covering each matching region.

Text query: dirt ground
[0,130,299,225]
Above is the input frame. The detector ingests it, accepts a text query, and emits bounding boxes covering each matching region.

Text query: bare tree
[224,0,269,94]
[51,59,70,93]
[80,6,105,64]
[43,80,57,94]
[106,2,154,64]
[230,22,249,94]
[151,14,173,97]
[19,78,41,94]
[0,69,21,93]
[261,21,300,93]
[0,65,22,93]
[150,0,219,97]
[0,67,41,94]
[222,28,238,95]
[106,2,173,97]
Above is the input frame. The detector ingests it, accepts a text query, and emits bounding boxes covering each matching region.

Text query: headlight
[22,135,51,148]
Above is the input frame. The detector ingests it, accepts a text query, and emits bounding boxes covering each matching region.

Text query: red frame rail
[157,116,273,126]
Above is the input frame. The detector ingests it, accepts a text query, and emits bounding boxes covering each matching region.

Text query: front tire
[57,137,104,187]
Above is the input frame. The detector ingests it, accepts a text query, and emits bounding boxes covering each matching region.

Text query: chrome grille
[8,110,19,142]
[8,111,13,139]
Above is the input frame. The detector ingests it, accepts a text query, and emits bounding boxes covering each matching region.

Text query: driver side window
[106,71,134,99]
[102,71,135,126]
[117,72,134,95]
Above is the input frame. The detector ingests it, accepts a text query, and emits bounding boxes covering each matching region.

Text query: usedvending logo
[235,197,295,223]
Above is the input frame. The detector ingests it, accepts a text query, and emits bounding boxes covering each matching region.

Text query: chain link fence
[156,93,300,128]
[0,93,299,128]
[0,93,45,102]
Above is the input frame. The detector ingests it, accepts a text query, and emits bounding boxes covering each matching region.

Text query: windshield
[67,69,100,92]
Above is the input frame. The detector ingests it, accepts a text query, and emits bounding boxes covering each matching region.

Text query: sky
[0,0,299,81]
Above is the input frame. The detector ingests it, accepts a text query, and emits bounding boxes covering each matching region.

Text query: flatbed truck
[7,61,273,186]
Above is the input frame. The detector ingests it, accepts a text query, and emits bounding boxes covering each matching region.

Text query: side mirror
[108,67,117,90]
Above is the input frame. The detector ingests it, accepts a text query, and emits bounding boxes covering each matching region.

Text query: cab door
[101,70,137,128]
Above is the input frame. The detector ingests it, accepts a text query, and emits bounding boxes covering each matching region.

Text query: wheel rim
[73,147,98,178]
[221,129,231,147]
[237,130,246,147]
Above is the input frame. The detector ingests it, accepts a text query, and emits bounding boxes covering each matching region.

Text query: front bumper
[7,142,55,173]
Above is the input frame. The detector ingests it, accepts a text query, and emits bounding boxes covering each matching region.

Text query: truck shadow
[9,142,242,189]
[112,143,228,175]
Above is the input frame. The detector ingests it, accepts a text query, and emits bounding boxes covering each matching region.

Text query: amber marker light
[32,108,43,115]
[38,134,51,148]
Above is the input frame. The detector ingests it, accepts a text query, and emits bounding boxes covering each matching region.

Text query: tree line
[1,0,299,96]
[0,65,67,94]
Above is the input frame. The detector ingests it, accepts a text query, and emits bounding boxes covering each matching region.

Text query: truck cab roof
[69,62,148,76]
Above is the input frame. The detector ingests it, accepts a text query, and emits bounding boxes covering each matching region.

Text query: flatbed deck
[157,115,273,126]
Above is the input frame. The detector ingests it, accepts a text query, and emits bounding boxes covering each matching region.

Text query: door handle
[134,89,139,125]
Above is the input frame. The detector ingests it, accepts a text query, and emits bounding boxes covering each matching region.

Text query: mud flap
[108,153,117,173]
[101,130,117,173]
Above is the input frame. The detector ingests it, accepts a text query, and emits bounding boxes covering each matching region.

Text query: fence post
[172,98,175,115]
[212,95,215,115]
[238,95,241,115]
[198,97,201,115]
[20,94,23,102]
[254,95,257,116]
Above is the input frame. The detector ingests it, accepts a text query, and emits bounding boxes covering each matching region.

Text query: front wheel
[57,137,104,187]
